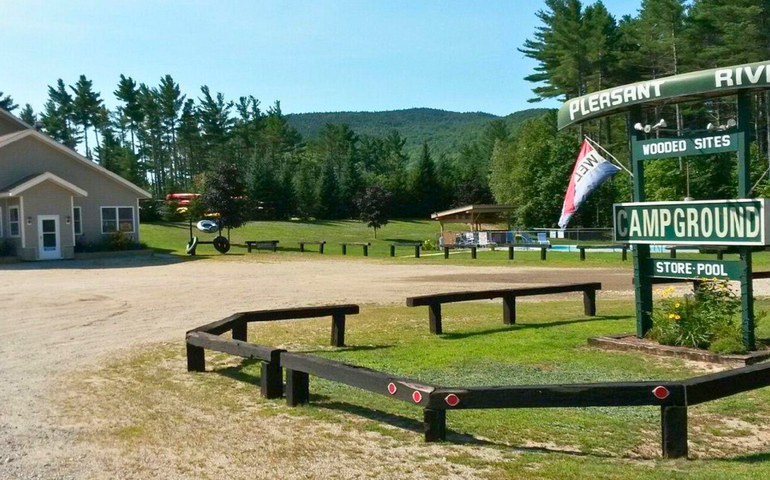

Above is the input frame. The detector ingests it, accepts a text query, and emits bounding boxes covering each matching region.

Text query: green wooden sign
[649,258,741,280]
[558,60,770,129]
[633,132,741,160]
[613,199,769,246]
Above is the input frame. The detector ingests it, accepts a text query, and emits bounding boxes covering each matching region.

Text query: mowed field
[141,219,770,269]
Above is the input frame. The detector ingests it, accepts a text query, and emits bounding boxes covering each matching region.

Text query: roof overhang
[431,204,516,222]
[558,59,770,130]
[0,128,151,198]
[0,172,88,198]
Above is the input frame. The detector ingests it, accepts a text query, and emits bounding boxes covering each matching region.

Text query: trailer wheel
[213,236,230,254]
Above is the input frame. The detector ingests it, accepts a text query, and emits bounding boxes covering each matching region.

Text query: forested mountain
[286,108,549,156]
[2,0,769,228]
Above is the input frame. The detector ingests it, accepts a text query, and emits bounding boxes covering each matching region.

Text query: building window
[101,207,135,234]
[9,206,20,237]
[73,206,83,235]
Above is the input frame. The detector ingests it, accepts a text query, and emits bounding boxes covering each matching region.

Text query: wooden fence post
[444,246,450,259]
[342,244,347,255]
[503,294,516,325]
[508,246,514,260]
[583,289,597,316]
[286,369,310,406]
[661,406,688,459]
[363,245,369,257]
[415,245,421,258]
[331,312,346,347]
[186,343,205,372]
[580,248,586,261]
[390,245,395,257]
[622,247,628,261]
[424,408,447,442]
[540,248,547,261]
[319,243,325,254]
[232,322,247,342]
[429,303,442,334]
[471,246,477,259]
[260,361,283,399]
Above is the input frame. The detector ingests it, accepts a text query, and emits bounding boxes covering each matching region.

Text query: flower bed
[647,281,763,354]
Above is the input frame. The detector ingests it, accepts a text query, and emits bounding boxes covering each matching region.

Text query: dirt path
[0,255,660,478]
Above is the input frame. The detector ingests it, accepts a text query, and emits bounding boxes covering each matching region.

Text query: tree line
[490,0,770,228]
[1,75,510,222]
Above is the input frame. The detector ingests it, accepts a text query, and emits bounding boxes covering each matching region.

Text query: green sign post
[558,60,770,350]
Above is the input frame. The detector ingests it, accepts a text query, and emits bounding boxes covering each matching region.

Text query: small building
[432,204,520,247]
[0,108,151,260]
[431,204,515,232]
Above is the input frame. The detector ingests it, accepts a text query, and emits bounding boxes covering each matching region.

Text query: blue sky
[0,0,641,117]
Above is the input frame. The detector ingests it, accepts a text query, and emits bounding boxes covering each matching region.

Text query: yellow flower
[674,302,681,308]
[675,314,681,320]
[669,313,676,319]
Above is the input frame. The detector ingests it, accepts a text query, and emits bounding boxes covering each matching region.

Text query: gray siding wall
[20,182,75,260]
[0,136,143,244]
[0,116,25,136]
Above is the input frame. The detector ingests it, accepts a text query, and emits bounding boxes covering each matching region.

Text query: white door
[38,215,61,260]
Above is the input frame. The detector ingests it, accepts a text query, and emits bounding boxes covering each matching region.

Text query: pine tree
[340,152,364,218]
[114,75,143,155]
[411,141,441,216]
[0,91,17,111]
[317,157,340,219]
[19,104,36,125]
[41,79,79,149]
[70,75,102,159]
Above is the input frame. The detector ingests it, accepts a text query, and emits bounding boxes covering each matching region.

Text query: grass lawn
[140,219,770,269]
[64,298,770,479]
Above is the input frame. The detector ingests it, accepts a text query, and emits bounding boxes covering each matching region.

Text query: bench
[340,242,371,256]
[246,240,279,253]
[186,304,360,398]
[442,245,479,259]
[390,241,423,258]
[497,244,549,261]
[578,244,628,261]
[299,240,326,253]
[406,282,602,334]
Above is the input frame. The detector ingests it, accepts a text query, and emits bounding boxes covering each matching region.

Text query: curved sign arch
[557,60,770,130]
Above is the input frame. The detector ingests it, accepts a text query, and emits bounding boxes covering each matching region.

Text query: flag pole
[584,135,633,177]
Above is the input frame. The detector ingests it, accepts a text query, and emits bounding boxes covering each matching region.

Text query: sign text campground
[633,133,740,160]
[650,259,741,281]
[613,199,769,246]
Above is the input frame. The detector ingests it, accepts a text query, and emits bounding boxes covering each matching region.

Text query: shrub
[0,239,16,257]
[647,280,761,354]
[423,238,437,251]
[75,232,146,253]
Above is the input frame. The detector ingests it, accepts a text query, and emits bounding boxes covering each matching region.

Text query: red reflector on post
[652,386,670,400]
[412,391,423,403]
[387,383,397,395]
[445,394,460,407]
